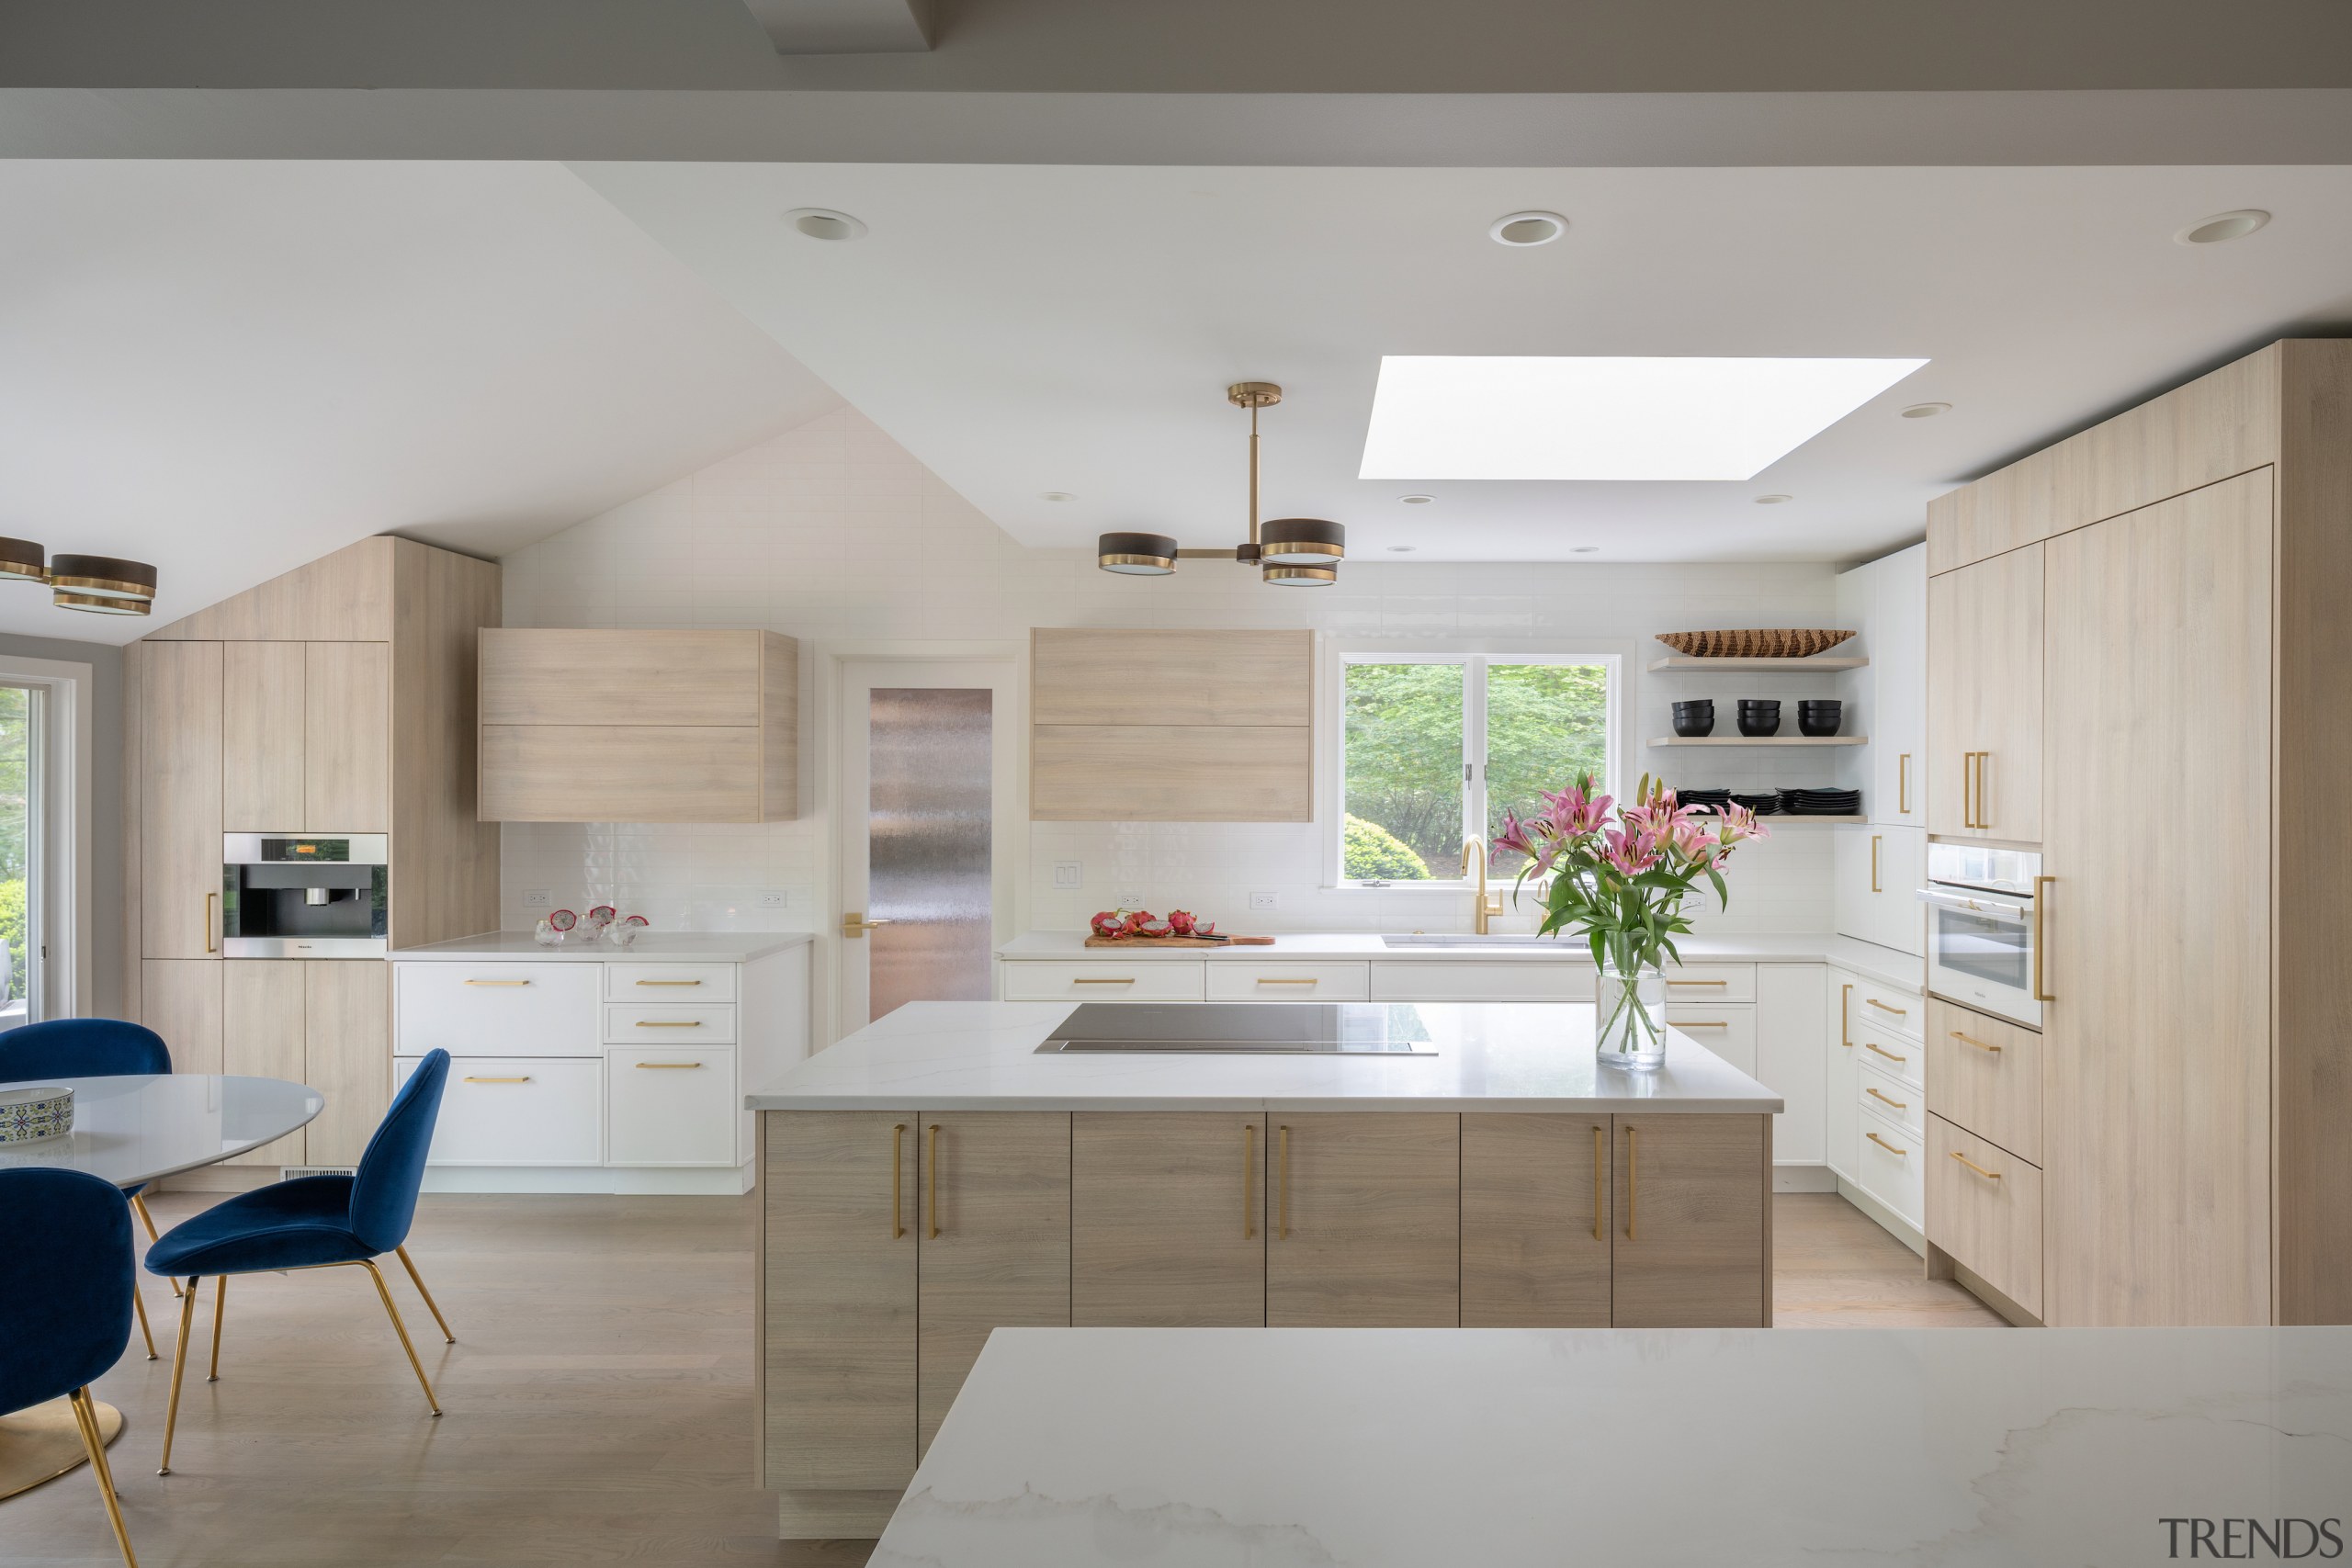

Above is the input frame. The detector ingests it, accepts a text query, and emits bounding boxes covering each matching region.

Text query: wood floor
[9,1190,1996,1566]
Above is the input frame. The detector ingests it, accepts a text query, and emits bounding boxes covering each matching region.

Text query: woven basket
[1657,628,1856,660]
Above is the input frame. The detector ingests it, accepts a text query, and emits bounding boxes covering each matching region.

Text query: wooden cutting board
[1083,934,1276,948]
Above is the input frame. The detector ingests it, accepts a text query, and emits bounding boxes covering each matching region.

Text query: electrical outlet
[1116,888,1146,908]
[1250,891,1279,912]
[758,890,788,910]
[521,888,552,909]
[1052,861,1083,889]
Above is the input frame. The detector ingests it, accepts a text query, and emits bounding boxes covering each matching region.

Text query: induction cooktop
[1036,1003,1439,1055]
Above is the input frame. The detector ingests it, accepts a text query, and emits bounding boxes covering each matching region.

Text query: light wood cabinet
[1030,628,1313,821]
[1266,1112,1459,1326]
[305,642,390,831]
[140,960,222,1077]
[139,641,223,960]
[1926,1115,2042,1320]
[222,961,306,1166]
[222,642,304,830]
[305,961,390,1165]
[1925,998,2041,1167]
[1071,1113,1266,1326]
[478,628,797,822]
[1926,542,2042,843]
[915,1113,1071,1453]
[1610,1115,1770,1327]
[1461,1114,1610,1326]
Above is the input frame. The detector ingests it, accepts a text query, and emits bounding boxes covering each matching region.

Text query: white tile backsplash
[501,406,1844,940]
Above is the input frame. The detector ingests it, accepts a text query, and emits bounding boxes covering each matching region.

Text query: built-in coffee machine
[221,834,389,957]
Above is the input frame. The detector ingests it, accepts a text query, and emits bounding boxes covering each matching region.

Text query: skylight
[1358,355,1929,481]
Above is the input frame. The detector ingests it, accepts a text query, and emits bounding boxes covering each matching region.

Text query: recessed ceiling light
[1753,494,1794,505]
[785,207,866,242]
[1397,494,1435,505]
[1570,546,1600,554]
[1360,356,1928,481]
[1387,545,1417,553]
[1900,402,1952,420]
[1489,211,1567,247]
[2176,209,2269,246]
[1040,491,1075,502]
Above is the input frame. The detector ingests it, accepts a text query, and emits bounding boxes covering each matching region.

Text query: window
[1338,653,1616,884]
[0,683,40,1025]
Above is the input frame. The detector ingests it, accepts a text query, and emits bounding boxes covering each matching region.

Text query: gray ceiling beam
[740,0,932,54]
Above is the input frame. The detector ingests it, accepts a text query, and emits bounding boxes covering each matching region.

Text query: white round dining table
[0,1073,322,1501]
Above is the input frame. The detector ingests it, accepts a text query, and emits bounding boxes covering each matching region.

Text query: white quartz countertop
[998,929,1923,991]
[877,1325,2352,1568]
[391,931,814,964]
[746,999,1781,1114]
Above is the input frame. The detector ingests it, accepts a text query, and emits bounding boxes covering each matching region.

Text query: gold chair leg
[207,1277,227,1382]
[130,1280,158,1361]
[158,1278,198,1475]
[393,1246,456,1344]
[128,1195,179,1298]
[69,1387,140,1568]
[357,1260,441,1416]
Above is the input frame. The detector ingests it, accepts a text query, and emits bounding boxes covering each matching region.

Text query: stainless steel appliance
[1036,1003,1439,1055]
[221,834,389,957]
[1917,841,2045,1029]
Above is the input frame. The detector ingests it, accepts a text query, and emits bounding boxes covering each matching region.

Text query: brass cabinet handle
[1950,1150,2002,1180]
[1897,752,1911,816]
[636,1021,703,1028]
[926,1123,941,1240]
[464,978,531,987]
[1863,997,1907,1016]
[1666,978,1726,987]
[1863,1041,1908,1065]
[1951,1030,2003,1054]
[1072,977,1137,986]
[1866,1131,1909,1156]
[1839,983,1853,1048]
[1960,750,1976,830]
[1276,1124,1291,1239]
[1241,1122,1256,1239]
[1625,1126,1639,1240]
[890,1123,906,1239]
[1591,1123,1604,1242]
[1674,1021,1729,1029]
[463,1076,531,1084]
[1871,834,1883,894]
[634,1060,703,1069]
[1866,1086,1909,1111]
[2032,874,2054,1002]
[1256,977,1318,986]
[1973,751,1992,830]
[205,891,218,954]
[634,979,702,987]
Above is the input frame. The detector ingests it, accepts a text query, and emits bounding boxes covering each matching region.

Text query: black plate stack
[1778,787,1862,817]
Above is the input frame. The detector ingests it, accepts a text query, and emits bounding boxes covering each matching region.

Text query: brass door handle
[1839,983,1852,1048]
[891,1123,906,1239]
[1276,1123,1291,1239]
[1950,1150,2002,1180]
[1951,1030,2003,1054]
[1591,1123,1604,1242]
[1625,1126,1639,1240]
[1866,1131,1909,1156]
[205,892,218,954]
[1871,834,1882,894]
[1241,1122,1256,1239]
[925,1123,940,1240]
[634,1061,703,1069]
[1897,752,1911,816]
[1863,1041,1908,1065]
[635,1021,703,1028]
[464,978,531,987]
[1960,750,1975,829]
[1972,751,1992,830]
[633,979,702,987]
[842,912,893,938]
[1866,1086,1908,1111]
[2032,874,2055,1002]
[462,1076,531,1084]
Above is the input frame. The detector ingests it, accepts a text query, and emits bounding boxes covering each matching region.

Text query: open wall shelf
[1648,735,1867,748]
[1647,656,1867,672]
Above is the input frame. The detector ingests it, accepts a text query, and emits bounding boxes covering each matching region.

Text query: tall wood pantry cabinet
[1921,339,2352,1325]
[125,536,502,1168]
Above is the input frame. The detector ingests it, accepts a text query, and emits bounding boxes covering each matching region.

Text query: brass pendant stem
[1249,403,1261,547]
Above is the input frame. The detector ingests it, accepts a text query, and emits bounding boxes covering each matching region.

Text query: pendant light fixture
[0,538,45,583]
[0,536,159,615]
[1095,382,1345,585]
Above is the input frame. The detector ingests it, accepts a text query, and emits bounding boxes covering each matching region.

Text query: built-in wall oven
[222,834,389,957]
[1918,841,2044,1030]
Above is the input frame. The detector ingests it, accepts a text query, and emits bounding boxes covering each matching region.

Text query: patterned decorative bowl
[0,1084,74,1143]
[1657,628,1856,660]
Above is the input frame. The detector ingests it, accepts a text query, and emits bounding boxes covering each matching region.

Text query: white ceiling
[571,161,2352,564]
[0,160,839,643]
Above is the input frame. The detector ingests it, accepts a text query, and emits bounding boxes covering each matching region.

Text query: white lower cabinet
[1368,963,1596,1002]
[607,1047,741,1166]
[1665,1005,1754,1075]
[1856,1103,1925,1229]
[1754,964,1826,1168]
[1001,962,1206,1002]
[399,1055,603,1167]
[1204,962,1370,1001]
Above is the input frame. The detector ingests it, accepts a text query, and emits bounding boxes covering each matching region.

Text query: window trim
[1321,639,1628,892]
[0,654,95,1019]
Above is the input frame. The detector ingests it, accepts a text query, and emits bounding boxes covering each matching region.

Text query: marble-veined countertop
[876,1325,2352,1568]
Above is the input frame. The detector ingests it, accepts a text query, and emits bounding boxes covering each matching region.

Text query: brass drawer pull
[1865,1131,1908,1156]
[1950,1150,2003,1181]
[926,1123,941,1240]
[1241,1122,1256,1239]
[1666,978,1726,987]
[634,1061,703,1069]
[463,1076,531,1084]
[636,1021,703,1028]
[1256,977,1318,986]
[1863,1041,1908,1065]
[890,1123,906,1239]
[1072,977,1137,985]
[1276,1124,1292,1239]
[1951,1030,2003,1054]
[1865,1086,1908,1111]
[1590,1124,1604,1242]
[1674,1020,1729,1029]
[634,979,702,987]
[1625,1126,1639,1239]
[464,979,531,987]
[1863,997,1908,1016]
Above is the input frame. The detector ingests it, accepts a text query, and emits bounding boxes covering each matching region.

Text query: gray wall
[0,630,124,1016]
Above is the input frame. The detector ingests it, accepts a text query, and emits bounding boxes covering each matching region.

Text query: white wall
[501,407,1842,947]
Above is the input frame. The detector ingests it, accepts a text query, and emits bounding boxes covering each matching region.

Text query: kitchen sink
[1381,933,1563,949]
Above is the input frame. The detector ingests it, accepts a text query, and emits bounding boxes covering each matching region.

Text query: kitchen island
[747,998,1782,1538]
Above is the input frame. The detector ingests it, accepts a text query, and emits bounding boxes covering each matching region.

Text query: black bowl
[1736,699,1781,738]
[1671,700,1716,739]
[1797,699,1843,737]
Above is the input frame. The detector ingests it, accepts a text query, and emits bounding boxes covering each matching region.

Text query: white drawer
[605,963,737,1003]
[606,1047,740,1167]
[399,1055,601,1167]
[1855,1019,1925,1091]
[604,1004,739,1045]
[1661,963,1757,1004]
[1858,1059,1924,1138]
[1204,963,1370,1001]
[1851,979,1923,1042]
[1667,1005,1756,1076]
[395,963,601,1058]
[1001,962,1206,1002]
[1857,1103,1925,1229]
[1369,962,1595,1002]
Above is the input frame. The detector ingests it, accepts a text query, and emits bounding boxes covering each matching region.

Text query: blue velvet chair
[0,1168,141,1567]
[0,1019,178,1360]
[144,1048,455,1475]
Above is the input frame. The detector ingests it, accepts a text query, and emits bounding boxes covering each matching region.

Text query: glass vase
[1595,955,1668,1069]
